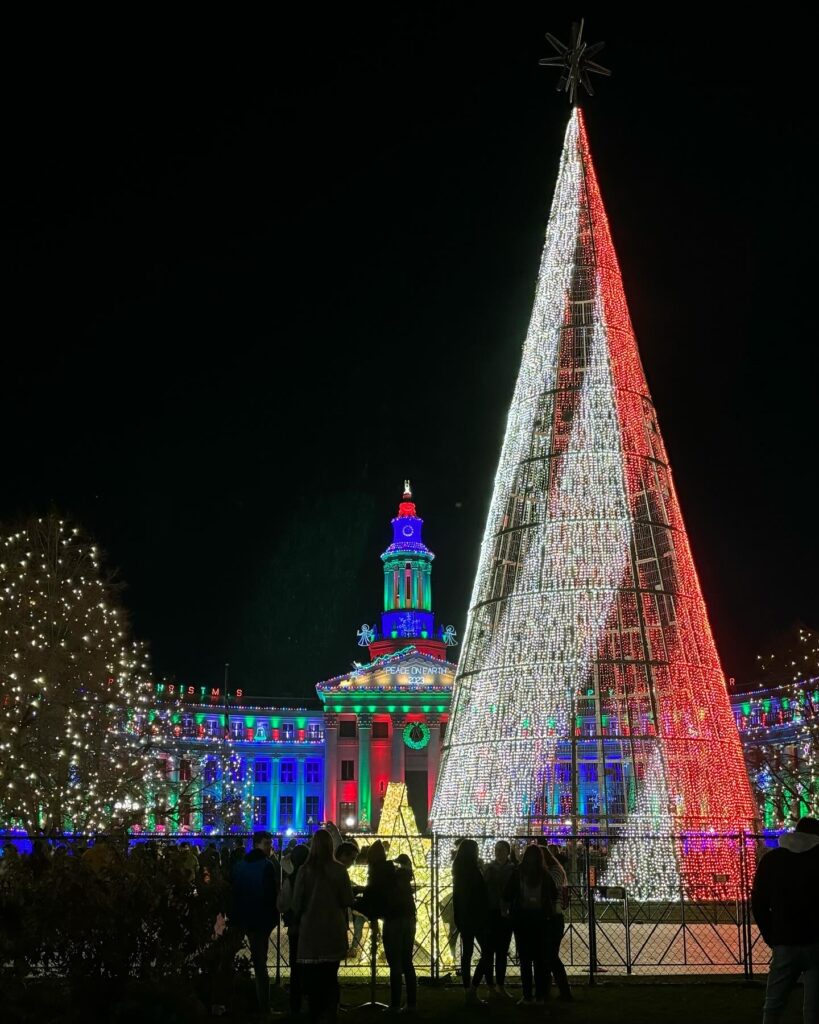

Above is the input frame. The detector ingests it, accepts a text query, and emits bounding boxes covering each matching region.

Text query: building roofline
[730,675,818,701]
[315,644,457,691]
[145,698,323,713]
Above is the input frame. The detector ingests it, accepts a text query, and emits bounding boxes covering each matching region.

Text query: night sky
[6,14,817,698]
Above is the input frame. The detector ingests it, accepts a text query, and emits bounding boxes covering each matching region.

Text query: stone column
[358,713,372,830]
[244,756,254,831]
[193,754,204,832]
[391,714,406,785]
[270,756,280,833]
[294,759,304,833]
[324,715,338,826]
[427,714,442,810]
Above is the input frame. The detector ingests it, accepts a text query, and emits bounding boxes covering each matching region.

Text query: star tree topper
[539,18,611,105]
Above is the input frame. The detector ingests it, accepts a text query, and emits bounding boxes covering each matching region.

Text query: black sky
[5,12,817,697]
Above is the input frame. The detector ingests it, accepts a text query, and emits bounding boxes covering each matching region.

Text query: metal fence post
[585,837,596,987]
[275,832,282,985]
[739,832,753,980]
[429,833,436,982]
[624,889,632,975]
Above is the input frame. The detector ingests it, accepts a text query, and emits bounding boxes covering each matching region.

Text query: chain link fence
[1,830,775,982]
[266,831,772,983]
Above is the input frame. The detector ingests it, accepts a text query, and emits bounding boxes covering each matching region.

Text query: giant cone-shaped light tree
[431,109,757,897]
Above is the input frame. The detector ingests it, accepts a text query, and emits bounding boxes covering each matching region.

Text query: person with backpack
[231,831,280,1017]
[353,841,394,977]
[278,843,309,1018]
[292,828,353,1024]
[452,838,494,1004]
[381,853,418,1012]
[504,844,558,1005]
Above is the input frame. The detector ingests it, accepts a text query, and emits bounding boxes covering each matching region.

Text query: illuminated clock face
[402,524,414,538]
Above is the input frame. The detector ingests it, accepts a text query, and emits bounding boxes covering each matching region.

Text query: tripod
[355,916,388,1010]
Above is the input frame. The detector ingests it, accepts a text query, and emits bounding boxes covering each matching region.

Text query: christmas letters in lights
[430,108,757,898]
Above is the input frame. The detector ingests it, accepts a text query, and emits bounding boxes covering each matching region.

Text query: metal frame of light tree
[431,108,757,898]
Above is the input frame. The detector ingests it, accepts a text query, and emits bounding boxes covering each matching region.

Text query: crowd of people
[452,838,571,1006]
[4,818,818,1022]
[235,826,424,1020]
[232,827,575,1019]
[1,826,577,1020]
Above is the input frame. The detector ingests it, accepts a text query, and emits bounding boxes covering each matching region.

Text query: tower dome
[365,482,449,659]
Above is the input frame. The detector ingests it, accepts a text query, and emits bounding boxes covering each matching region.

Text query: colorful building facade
[731,679,818,829]
[132,695,326,834]
[135,484,456,835]
[133,482,805,838]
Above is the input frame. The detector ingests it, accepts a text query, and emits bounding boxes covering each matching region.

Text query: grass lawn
[6,976,807,1022]
[318,980,802,1024]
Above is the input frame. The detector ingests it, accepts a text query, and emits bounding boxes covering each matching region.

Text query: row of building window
[229,720,323,741]
[167,759,323,785]
[143,716,448,742]
[252,794,321,828]
[137,714,323,741]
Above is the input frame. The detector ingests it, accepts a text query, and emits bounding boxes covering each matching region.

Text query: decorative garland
[403,721,430,750]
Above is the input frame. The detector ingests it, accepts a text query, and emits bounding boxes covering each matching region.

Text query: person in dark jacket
[751,816,819,1024]
[381,854,417,1012]
[200,842,220,875]
[228,837,247,880]
[358,839,393,920]
[541,844,572,1001]
[452,838,494,1004]
[504,844,558,1005]
[483,840,516,998]
[355,841,395,984]
[231,831,280,1016]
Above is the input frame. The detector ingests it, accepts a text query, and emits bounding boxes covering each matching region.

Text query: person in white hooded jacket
[751,816,819,1024]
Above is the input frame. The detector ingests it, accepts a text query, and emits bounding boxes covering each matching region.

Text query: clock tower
[366,482,448,659]
[318,481,457,831]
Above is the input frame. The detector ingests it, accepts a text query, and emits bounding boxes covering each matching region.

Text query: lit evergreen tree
[0,513,156,831]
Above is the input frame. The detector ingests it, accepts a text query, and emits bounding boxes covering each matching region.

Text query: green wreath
[403,721,430,750]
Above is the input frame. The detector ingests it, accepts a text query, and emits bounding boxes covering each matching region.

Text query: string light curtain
[431,109,757,895]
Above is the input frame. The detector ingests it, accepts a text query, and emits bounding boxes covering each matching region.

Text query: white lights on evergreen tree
[0,514,161,832]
